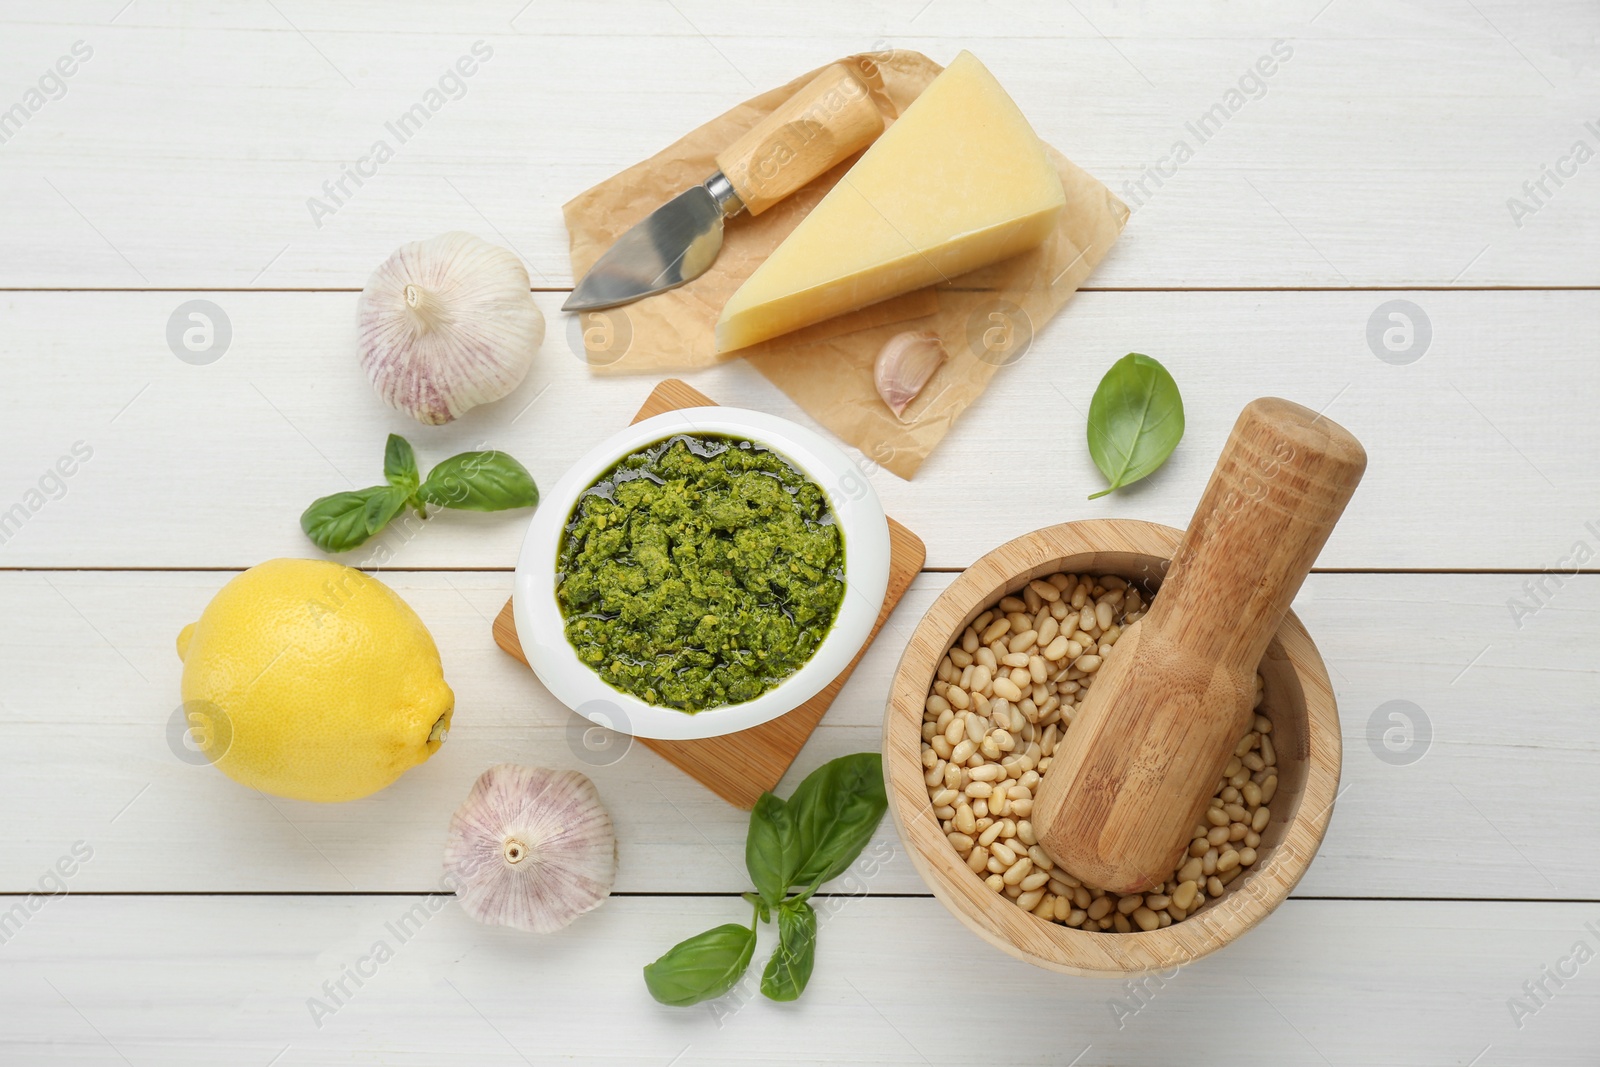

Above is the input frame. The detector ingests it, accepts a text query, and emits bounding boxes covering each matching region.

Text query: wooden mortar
[883,436,1352,973]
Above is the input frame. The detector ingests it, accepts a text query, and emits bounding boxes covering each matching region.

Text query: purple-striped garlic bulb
[444,764,616,933]
[358,232,544,425]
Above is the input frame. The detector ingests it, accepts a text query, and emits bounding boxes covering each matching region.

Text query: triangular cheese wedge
[715,51,1066,353]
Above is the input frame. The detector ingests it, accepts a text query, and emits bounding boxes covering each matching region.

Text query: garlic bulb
[358,232,545,425]
[874,330,948,419]
[444,764,616,933]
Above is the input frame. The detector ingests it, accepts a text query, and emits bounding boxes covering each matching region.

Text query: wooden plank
[0,4,1595,288]
[1,895,1595,1064]
[491,377,927,809]
[1,290,1596,571]
[2,570,1595,897]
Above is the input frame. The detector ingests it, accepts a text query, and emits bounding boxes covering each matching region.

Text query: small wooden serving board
[492,378,926,809]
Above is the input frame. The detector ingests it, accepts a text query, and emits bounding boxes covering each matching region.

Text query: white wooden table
[3,3,1598,1063]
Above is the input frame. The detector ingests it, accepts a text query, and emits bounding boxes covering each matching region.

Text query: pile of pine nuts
[920,571,1277,932]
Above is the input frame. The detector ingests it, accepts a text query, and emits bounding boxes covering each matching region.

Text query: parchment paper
[562,50,1128,478]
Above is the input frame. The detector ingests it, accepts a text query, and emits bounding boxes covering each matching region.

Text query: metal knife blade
[562,177,741,312]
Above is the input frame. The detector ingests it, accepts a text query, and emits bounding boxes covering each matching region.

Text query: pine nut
[1132,907,1160,932]
[1002,857,1033,885]
[1020,870,1051,892]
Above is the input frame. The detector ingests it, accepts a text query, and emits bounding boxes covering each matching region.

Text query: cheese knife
[563,61,887,312]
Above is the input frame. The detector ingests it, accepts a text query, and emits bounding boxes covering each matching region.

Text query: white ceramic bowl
[514,407,891,740]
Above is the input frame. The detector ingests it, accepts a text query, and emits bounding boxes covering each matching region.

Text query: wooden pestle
[1033,398,1366,895]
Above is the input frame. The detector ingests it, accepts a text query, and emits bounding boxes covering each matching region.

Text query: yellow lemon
[176,558,454,803]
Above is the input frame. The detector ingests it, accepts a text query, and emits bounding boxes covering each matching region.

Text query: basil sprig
[1086,352,1185,499]
[300,433,538,553]
[643,753,887,1007]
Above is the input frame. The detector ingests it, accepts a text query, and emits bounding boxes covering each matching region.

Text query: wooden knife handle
[714,60,886,217]
[1034,398,1366,894]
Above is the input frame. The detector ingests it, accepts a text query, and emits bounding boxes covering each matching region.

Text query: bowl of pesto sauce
[513,407,891,741]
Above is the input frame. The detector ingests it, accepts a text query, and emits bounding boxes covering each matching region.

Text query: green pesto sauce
[556,434,846,712]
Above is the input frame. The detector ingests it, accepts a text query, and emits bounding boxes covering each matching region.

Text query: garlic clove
[874,330,948,419]
[358,232,545,425]
[444,764,616,933]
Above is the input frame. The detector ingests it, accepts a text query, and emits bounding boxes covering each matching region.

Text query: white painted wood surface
[1,3,1597,288]
[3,3,1597,1064]
[2,570,1595,898]
[5,897,1599,1066]
[2,289,1595,570]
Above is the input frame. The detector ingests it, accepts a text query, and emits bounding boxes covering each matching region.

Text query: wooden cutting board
[492,378,926,809]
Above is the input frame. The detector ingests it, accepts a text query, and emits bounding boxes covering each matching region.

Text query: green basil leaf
[1086,353,1185,500]
[642,923,757,1007]
[363,484,409,534]
[786,753,888,892]
[746,792,800,909]
[383,434,420,492]
[418,451,539,512]
[760,899,818,1002]
[301,486,395,553]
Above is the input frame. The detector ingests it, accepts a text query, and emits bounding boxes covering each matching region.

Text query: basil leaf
[301,486,395,552]
[786,753,888,892]
[746,792,800,909]
[363,484,409,534]
[642,922,757,1007]
[1086,353,1185,500]
[418,451,539,512]
[383,434,420,492]
[760,899,817,1002]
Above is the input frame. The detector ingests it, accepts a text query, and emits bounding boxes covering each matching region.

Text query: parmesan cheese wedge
[715,51,1066,353]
